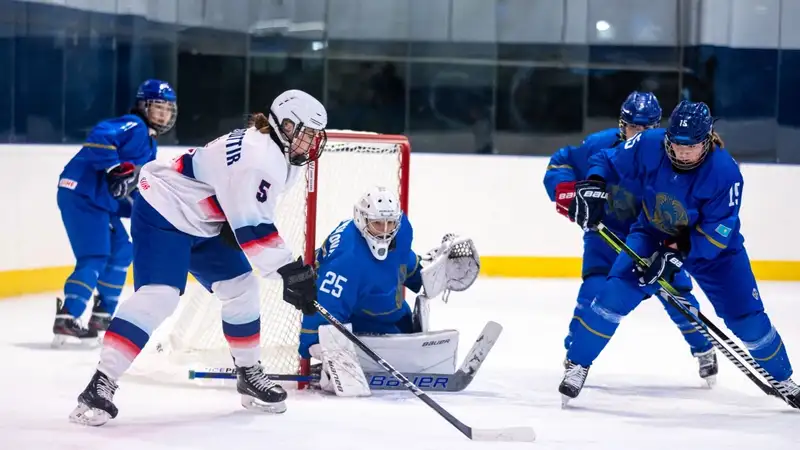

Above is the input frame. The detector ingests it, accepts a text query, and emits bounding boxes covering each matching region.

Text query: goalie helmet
[268,89,328,166]
[354,186,403,261]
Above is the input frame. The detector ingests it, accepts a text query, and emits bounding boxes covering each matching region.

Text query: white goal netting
[128,131,410,385]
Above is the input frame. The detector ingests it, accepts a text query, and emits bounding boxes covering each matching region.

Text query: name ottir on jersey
[137,127,298,277]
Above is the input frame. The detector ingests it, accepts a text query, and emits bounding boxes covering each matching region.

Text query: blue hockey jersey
[543,128,640,235]
[58,114,157,213]
[587,128,745,262]
[298,214,423,359]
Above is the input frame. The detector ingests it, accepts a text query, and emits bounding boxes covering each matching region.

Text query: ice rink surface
[1,278,798,449]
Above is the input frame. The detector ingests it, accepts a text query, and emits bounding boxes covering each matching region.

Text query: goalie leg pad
[357,329,459,374]
[313,323,372,397]
[213,272,261,367]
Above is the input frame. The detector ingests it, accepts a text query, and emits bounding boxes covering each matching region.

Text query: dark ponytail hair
[246,112,271,134]
[711,130,725,148]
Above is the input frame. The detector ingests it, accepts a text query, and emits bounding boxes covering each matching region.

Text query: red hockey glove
[555,181,576,220]
[107,162,139,199]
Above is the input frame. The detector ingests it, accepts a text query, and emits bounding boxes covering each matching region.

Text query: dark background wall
[0,0,797,163]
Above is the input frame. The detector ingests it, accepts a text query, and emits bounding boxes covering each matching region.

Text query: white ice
[1,278,798,449]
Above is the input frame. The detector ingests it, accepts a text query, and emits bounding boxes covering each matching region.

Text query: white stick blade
[457,321,503,374]
[470,426,536,442]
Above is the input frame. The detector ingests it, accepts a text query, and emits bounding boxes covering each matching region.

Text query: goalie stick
[314,301,535,442]
[596,223,799,409]
[189,321,502,393]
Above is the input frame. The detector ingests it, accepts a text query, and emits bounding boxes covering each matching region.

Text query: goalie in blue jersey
[54,79,177,345]
[284,186,480,396]
[560,100,799,408]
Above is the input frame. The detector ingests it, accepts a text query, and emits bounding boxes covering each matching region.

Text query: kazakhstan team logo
[649,193,689,235]
[607,185,638,222]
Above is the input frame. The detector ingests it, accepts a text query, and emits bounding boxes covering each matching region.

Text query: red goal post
[129,130,412,388]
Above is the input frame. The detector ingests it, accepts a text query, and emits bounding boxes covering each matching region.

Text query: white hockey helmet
[268,89,328,166]
[354,186,403,261]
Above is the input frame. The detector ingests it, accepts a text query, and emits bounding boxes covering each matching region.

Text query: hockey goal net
[129,130,410,385]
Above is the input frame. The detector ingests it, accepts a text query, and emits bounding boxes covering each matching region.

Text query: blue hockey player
[560,100,799,408]
[290,186,480,397]
[54,79,177,345]
[544,91,716,384]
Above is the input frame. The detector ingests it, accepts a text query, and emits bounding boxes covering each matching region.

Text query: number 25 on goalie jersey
[298,215,423,358]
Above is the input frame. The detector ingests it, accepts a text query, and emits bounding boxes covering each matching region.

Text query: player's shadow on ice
[586,383,709,400]
[12,342,99,351]
[81,409,264,440]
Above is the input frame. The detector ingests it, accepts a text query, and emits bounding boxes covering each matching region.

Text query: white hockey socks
[99,284,181,380]
[214,272,262,367]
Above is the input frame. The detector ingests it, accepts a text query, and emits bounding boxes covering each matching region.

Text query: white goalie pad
[312,324,371,397]
[356,329,459,374]
[420,234,480,301]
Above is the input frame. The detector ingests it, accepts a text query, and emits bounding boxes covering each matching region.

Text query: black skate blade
[240,394,287,414]
[68,403,113,426]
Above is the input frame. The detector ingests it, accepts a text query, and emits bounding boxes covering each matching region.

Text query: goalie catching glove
[420,234,480,302]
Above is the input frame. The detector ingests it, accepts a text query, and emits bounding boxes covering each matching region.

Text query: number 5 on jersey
[256,180,271,203]
[320,271,347,298]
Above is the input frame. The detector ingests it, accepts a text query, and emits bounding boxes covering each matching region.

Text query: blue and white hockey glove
[568,179,607,231]
[107,162,140,199]
[637,247,684,286]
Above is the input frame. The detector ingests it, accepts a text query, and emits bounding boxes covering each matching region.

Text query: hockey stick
[596,223,798,408]
[189,321,502,392]
[314,301,535,442]
[190,370,460,391]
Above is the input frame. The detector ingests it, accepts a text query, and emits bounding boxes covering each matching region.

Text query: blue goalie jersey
[298,215,423,358]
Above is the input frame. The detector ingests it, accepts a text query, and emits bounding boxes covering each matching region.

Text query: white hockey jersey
[137,127,301,277]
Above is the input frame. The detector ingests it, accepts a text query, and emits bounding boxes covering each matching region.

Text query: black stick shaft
[314,301,475,439]
[596,223,796,407]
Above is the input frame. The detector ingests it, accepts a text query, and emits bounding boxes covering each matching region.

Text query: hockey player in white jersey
[69,89,328,426]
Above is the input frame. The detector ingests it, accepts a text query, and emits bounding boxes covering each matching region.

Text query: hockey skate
[69,370,119,426]
[237,364,288,413]
[88,295,112,333]
[777,378,800,409]
[52,298,98,348]
[694,348,718,388]
[559,360,590,407]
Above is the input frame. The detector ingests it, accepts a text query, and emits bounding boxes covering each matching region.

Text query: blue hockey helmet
[665,101,714,170]
[619,91,661,138]
[135,79,178,135]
